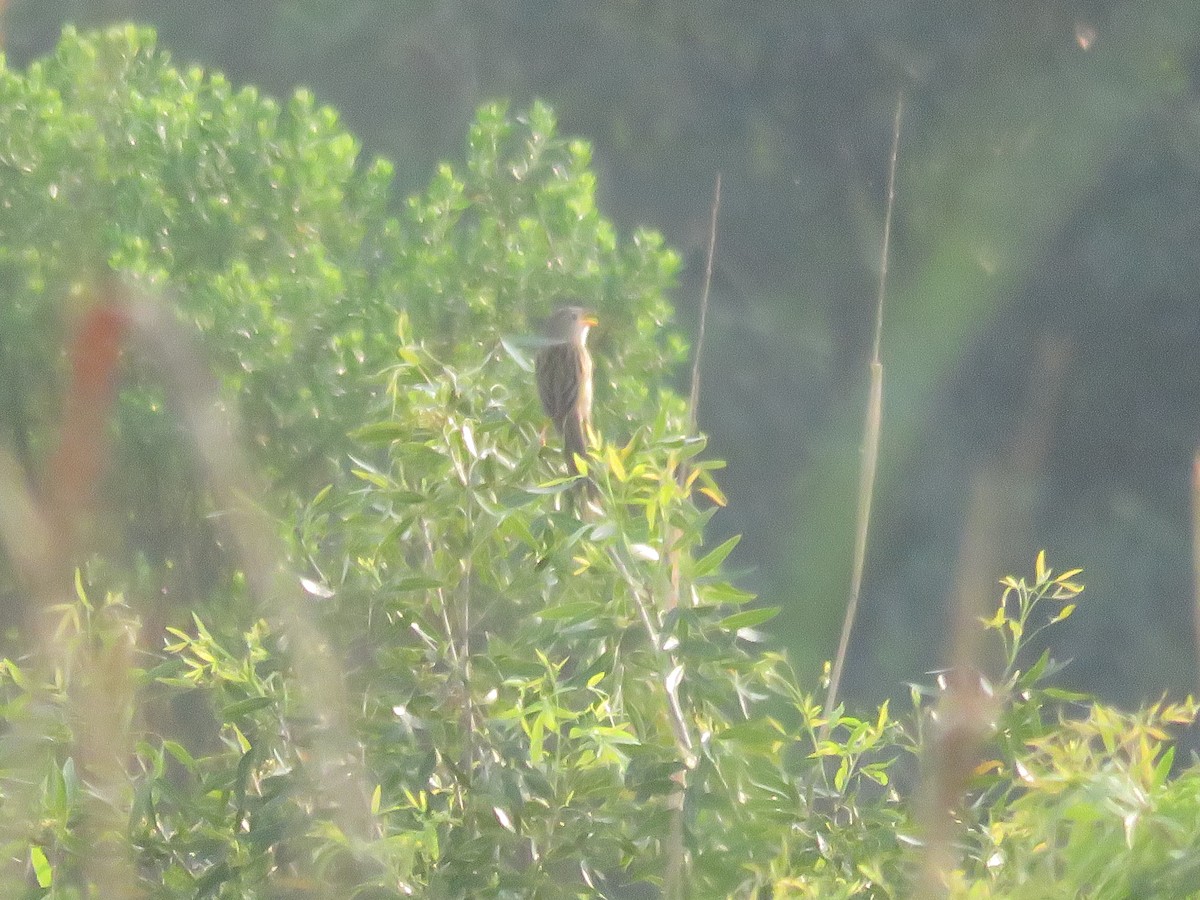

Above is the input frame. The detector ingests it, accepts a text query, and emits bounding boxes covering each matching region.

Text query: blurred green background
[6,0,1199,706]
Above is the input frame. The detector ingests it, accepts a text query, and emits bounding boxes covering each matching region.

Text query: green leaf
[30,846,51,888]
[62,757,78,807]
[1049,603,1076,624]
[713,718,785,751]
[527,477,579,495]
[162,740,198,772]
[719,606,780,631]
[538,601,601,622]
[500,335,536,371]
[3,659,29,690]
[529,716,545,766]
[696,582,757,606]
[351,421,411,444]
[223,696,275,718]
[833,757,850,792]
[693,534,741,578]
[352,467,392,488]
[391,576,446,592]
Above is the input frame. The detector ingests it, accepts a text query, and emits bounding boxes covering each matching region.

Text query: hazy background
[7,0,1199,706]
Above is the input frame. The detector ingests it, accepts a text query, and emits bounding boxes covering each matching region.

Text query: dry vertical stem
[685,171,721,445]
[52,299,140,900]
[74,619,140,900]
[668,171,722,608]
[1192,452,1200,695]
[661,171,721,900]
[3,296,129,639]
[44,301,128,540]
[126,296,378,845]
[916,472,1004,897]
[916,332,1066,893]
[0,290,141,897]
[821,93,903,737]
[0,285,378,891]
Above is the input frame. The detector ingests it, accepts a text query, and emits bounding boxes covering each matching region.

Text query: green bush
[0,25,1198,900]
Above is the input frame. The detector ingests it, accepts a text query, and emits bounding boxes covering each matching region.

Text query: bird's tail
[561,414,587,474]
[561,415,598,499]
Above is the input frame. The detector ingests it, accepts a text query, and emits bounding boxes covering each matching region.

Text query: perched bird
[535,306,598,478]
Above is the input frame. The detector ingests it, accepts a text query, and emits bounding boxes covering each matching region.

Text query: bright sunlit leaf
[629,543,659,562]
[605,444,627,482]
[665,664,684,694]
[981,605,1006,629]
[30,846,51,888]
[1049,603,1075,624]
[493,806,516,833]
[299,576,335,599]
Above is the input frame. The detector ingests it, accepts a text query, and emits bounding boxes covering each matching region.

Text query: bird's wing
[536,343,580,427]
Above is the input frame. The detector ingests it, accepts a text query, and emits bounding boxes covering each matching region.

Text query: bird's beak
[582,313,599,327]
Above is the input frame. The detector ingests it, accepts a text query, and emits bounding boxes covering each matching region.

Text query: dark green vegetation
[1,27,1200,898]
[6,0,1200,706]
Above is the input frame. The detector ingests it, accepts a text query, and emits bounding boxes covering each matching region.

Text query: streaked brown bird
[535,306,598,477]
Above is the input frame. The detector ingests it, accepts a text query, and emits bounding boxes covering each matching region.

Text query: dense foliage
[0,27,1198,899]
[7,0,1200,705]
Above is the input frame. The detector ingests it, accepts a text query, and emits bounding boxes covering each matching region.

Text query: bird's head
[544,305,599,344]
